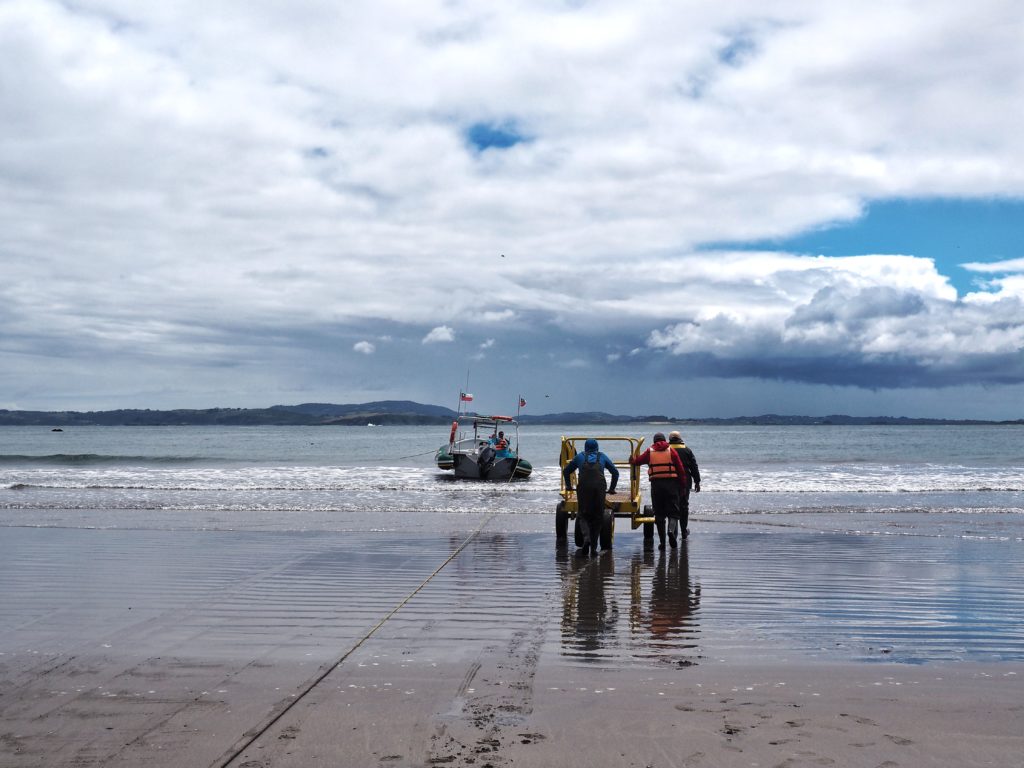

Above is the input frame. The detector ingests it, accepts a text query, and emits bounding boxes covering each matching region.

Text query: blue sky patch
[717,33,757,67]
[703,198,1024,295]
[465,121,527,151]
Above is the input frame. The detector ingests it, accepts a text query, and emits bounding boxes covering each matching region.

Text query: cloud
[422,325,455,344]
[480,310,517,323]
[353,340,375,354]
[963,257,1024,274]
[2,1,1024,414]
[645,252,1024,387]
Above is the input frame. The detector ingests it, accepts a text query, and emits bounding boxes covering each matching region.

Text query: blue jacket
[563,439,619,486]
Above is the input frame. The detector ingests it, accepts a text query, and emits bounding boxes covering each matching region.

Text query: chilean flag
[460,392,474,402]
[519,397,527,408]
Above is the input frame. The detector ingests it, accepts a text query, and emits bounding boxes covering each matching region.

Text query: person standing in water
[668,430,701,538]
[563,438,619,556]
[631,432,688,549]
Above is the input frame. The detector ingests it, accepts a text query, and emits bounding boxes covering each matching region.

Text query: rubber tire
[574,517,585,548]
[599,511,614,550]
[642,521,654,542]
[555,501,568,541]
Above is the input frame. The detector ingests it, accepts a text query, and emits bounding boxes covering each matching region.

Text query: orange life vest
[647,447,682,481]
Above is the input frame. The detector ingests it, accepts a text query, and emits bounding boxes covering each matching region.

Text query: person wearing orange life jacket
[668,430,701,538]
[490,430,512,458]
[631,432,688,549]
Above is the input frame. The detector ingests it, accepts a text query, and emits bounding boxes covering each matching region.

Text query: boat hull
[436,446,531,480]
[452,454,532,480]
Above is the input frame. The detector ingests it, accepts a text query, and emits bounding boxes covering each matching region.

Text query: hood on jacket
[651,439,670,451]
[584,438,599,453]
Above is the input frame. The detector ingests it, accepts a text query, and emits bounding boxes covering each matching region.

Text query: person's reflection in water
[647,541,701,655]
[560,553,619,661]
[628,547,657,631]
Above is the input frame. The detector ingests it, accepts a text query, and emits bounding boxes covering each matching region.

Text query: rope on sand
[213,512,497,768]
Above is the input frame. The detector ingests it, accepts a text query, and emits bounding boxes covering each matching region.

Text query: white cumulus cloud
[422,325,455,344]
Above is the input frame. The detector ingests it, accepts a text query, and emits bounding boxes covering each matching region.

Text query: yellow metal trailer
[556,435,655,548]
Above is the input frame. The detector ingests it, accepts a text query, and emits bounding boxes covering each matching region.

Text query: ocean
[2,424,1023,665]
[2,423,1022,532]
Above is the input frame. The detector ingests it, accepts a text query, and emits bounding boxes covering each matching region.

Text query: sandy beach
[1,513,1022,768]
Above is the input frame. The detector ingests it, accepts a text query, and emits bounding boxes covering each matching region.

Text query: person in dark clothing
[563,438,619,556]
[631,432,688,549]
[668,430,700,537]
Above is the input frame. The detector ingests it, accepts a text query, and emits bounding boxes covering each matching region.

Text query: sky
[2,0,1024,420]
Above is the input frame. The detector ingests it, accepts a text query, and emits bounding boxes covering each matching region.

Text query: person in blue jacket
[563,438,619,556]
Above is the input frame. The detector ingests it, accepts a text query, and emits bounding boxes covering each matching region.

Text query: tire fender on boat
[448,421,458,444]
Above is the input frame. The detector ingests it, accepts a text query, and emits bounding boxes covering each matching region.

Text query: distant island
[0,401,1020,426]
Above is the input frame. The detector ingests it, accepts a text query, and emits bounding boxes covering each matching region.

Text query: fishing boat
[435,414,533,480]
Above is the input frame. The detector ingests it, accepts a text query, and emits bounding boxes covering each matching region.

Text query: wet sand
[1,513,1022,767]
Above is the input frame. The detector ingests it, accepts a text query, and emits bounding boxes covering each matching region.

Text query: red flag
[460,392,474,402]
[519,397,527,408]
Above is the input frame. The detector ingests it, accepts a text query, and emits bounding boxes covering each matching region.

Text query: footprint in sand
[517,732,546,744]
[885,734,914,746]
[840,713,879,726]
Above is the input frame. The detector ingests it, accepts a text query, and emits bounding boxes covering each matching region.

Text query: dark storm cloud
[651,349,1024,389]
[648,275,1024,389]
[787,285,927,329]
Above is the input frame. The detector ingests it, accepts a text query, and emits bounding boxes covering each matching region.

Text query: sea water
[2,424,1024,664]
[1,424,1022,530]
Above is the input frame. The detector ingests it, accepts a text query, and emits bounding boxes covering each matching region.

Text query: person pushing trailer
[562,438,619,557]
[556,435,655,550]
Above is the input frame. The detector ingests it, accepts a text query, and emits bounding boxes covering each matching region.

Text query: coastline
[2,514,1022,767]
[3,404,1022,427]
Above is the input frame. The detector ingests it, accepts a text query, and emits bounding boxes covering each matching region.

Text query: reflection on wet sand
[559,542,701,665]
[560,551,619,660]
[633,542,701,664]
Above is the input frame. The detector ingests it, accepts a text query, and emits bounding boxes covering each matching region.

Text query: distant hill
[0,403,1019,427]
[0,401,460,427]
[270,401,458,424]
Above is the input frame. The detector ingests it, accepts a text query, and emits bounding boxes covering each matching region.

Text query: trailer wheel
[555,501,568,541]
[574,517,585,548]
[643,522,654,542]
[599,511,614,550]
